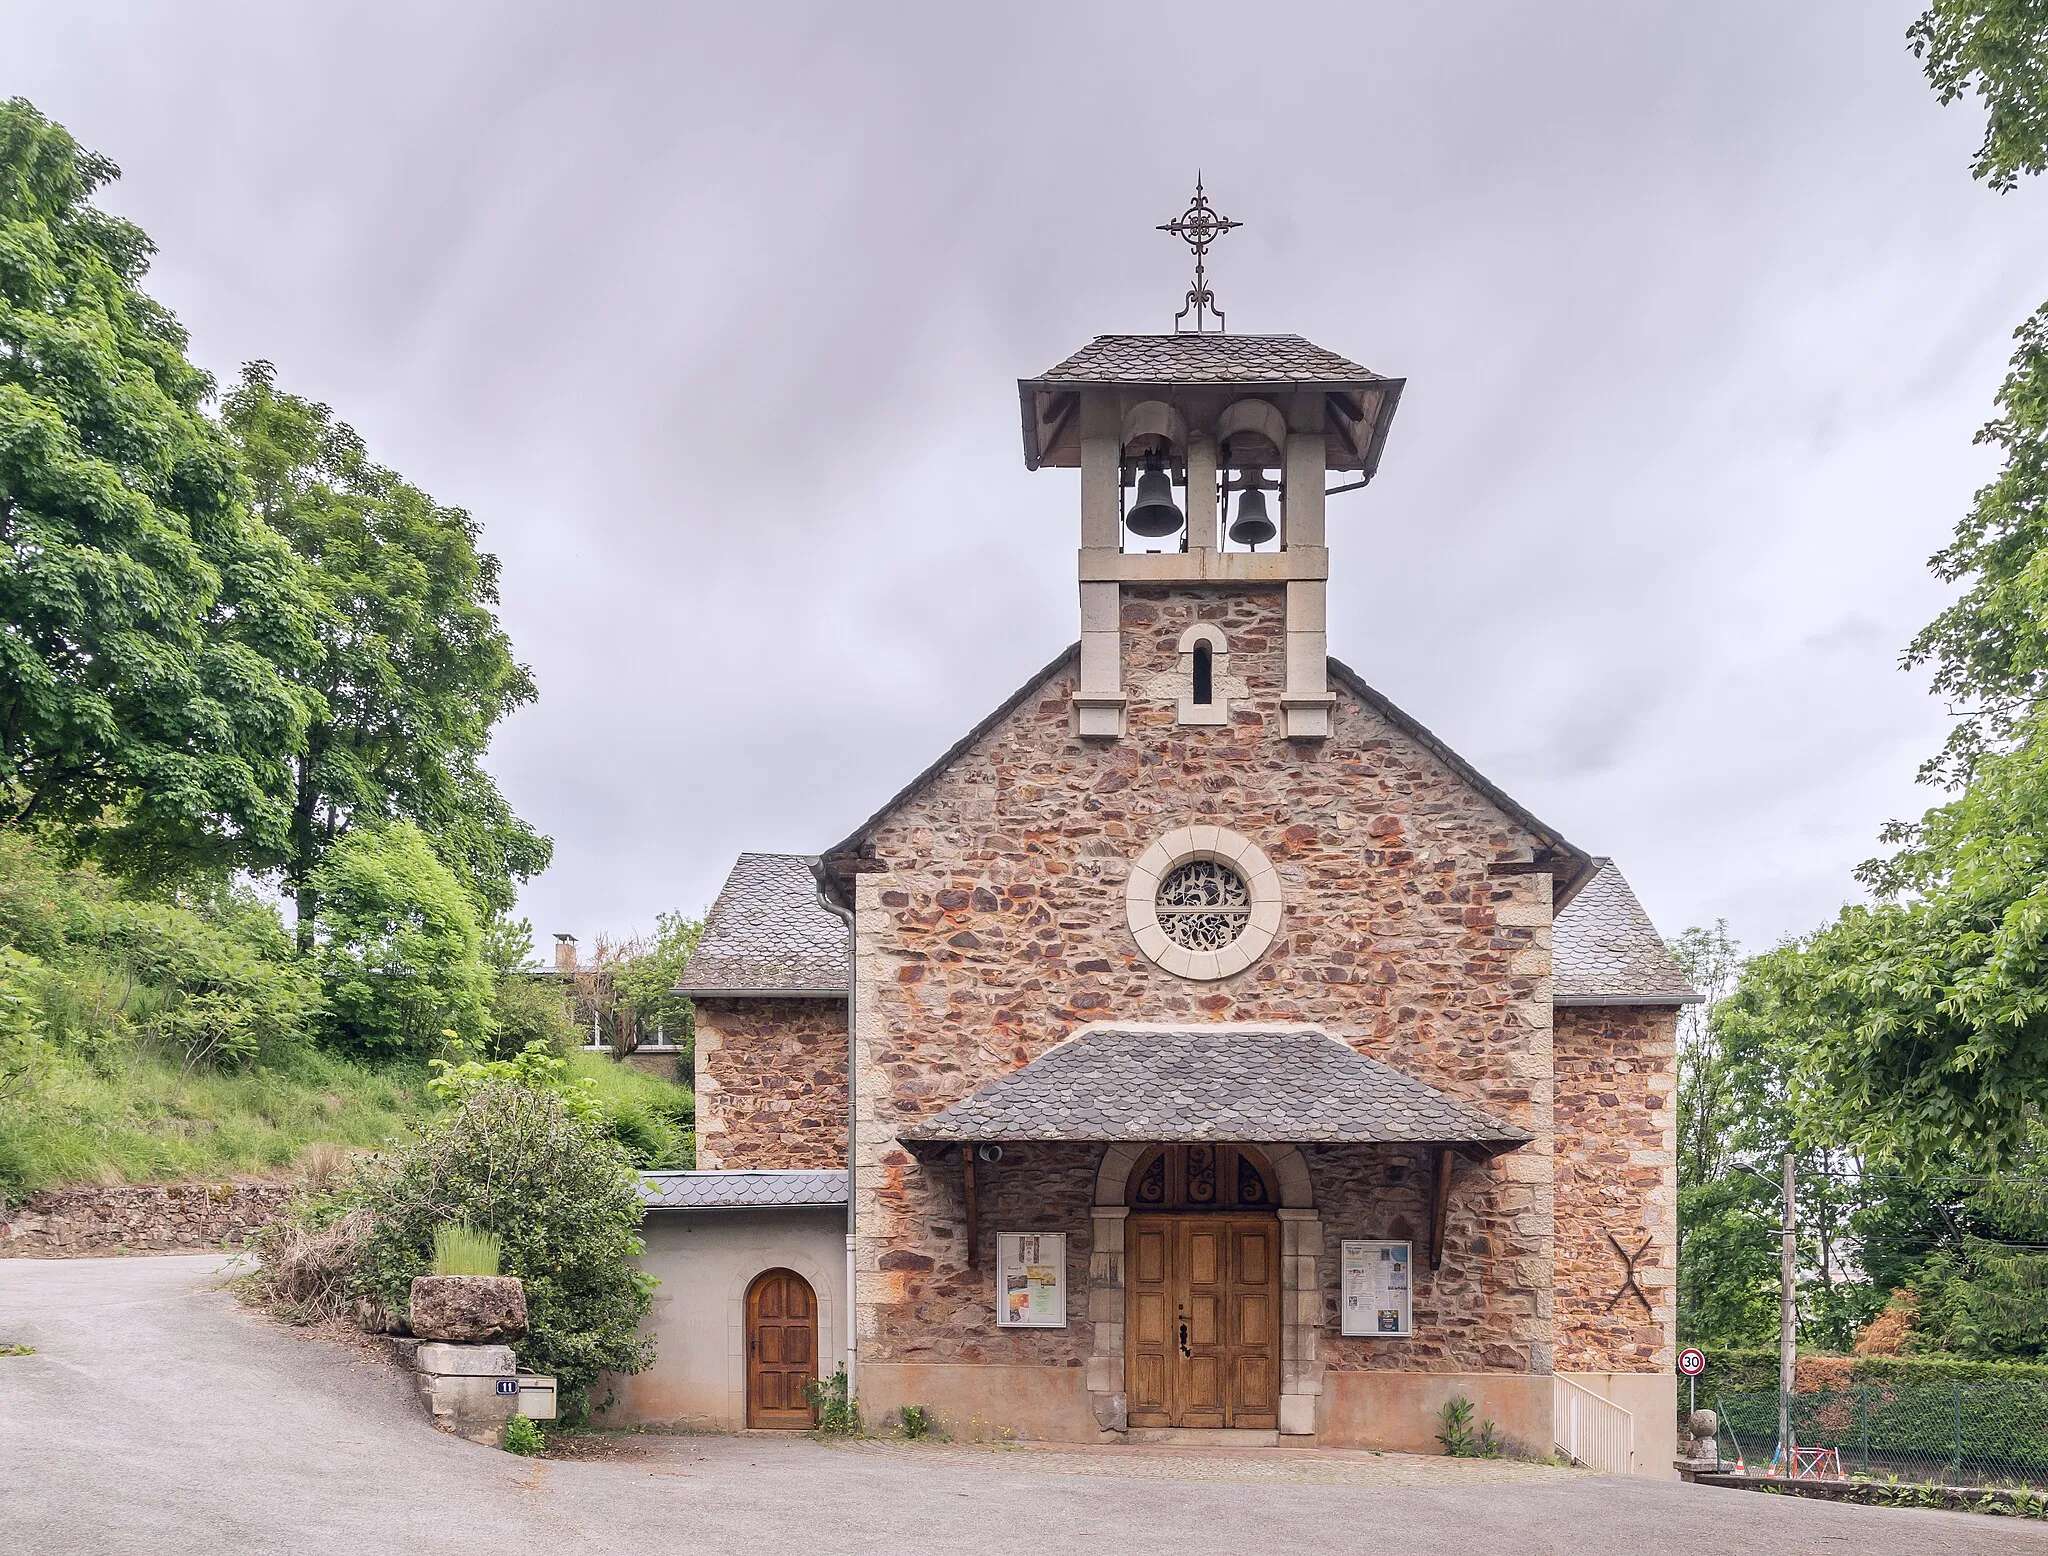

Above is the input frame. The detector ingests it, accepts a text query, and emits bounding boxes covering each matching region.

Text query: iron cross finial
[1158,174,1241,334]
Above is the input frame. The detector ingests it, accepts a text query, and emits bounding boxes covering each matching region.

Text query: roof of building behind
[674,852,847,998]
[1553,861,1701,1006]
[638,1169,848,1210]
[1027,333,1390,386]
[896,1024,1532,1152]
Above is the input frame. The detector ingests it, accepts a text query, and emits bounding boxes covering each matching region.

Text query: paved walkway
[2,1253,2042,1554]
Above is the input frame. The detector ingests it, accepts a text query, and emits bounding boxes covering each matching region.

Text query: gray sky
[14,2,2048,958]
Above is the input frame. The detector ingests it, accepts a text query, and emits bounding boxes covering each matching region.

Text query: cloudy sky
[13,2,2048,957]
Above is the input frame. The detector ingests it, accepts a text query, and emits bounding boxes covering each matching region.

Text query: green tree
[219,366,547,944]
[1910,1,2048,192]
[311,819,490,1058]
[1754,719,2048,1174]
[1723,10,2048,1173]
[1901,304,2048,785]
[0,100,317,879]
[609,910,703,1057]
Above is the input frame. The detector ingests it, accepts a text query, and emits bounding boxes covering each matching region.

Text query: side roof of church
[676,654,1698,1008]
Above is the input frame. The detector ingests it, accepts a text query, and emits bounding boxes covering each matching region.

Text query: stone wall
[693,997,847,1171]
[1308,1144,1542,1372]
[0,1179,295,1257]
[877,1142,1097,1370]
[1551,1004,1678,1372]
[850,586,1559,1384]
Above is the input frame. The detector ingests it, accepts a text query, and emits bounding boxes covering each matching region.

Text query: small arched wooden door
[745,1268,819,1428]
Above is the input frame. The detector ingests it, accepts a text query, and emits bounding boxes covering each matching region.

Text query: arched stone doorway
[745,1267,819,1428]
[1086,1141,1321,1437]
[1124,1144,1280,1429]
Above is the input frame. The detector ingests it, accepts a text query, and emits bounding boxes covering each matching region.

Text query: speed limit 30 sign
[1678,1347,1706,1377]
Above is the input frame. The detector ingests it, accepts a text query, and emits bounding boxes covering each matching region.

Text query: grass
[0,1045,693,1202]
[0,1046,433,1202]
[565,1050,696,1169]
[431,1222,503,1277]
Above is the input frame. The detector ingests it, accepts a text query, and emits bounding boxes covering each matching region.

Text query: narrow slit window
[1192,640,1213,705]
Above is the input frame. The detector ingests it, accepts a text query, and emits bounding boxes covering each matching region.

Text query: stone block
[416,1370,519,1443]
[1091,1389,1128,1432]
[1278,1393,1318,1436]
[408,1276,527,1344]
[415,1342,516,1377]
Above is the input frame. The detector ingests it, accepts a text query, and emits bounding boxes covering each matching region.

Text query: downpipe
[814,869,857,1403]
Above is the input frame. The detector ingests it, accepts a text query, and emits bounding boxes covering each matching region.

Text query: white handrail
[1555,1376,1637,1476]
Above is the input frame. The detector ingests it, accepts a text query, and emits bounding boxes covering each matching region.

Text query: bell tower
[1015,183,1404,740]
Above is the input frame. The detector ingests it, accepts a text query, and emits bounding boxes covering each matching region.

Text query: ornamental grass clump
[430,1223,502,1278]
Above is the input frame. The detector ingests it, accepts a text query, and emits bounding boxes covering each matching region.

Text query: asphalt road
[2,1253,2042,1556]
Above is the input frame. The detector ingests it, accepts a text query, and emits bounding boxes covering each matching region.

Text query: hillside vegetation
[0,833,694,1201]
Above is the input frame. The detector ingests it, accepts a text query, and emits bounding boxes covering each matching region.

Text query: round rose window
[1125,826,1282,981]
[1154,859,1251,951]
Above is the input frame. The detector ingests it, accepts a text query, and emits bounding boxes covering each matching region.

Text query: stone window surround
[1125,825,1281,980]
[1174,623,1233,726]
[1085,1141,1322,1438]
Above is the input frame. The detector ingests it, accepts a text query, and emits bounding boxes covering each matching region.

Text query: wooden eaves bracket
[1430,1146,1456,1272]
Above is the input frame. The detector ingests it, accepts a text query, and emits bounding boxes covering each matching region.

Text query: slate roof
[1026,333,1390,387]
[1553,861,1701,1006]
[638,1169,848,1210]
[675,852,847,997]
[895,1024,1531,1152]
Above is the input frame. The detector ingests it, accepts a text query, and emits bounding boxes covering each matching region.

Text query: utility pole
[1778,1151,1797,1472]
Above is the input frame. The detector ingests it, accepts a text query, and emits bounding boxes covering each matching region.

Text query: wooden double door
[746,1268,818,1428]
[1126,1214,1279,1429]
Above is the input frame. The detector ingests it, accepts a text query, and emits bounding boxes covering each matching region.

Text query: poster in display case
[994,1232,1067,1328]
[1340,1239,1413,1337]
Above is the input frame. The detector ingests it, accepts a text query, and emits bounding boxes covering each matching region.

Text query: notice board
[995,1232,1067,1327]
[1340,1239,1413,1337]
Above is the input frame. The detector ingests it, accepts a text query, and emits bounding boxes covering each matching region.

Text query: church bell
[1124,454,1185,538]
[1227,474,1277,547]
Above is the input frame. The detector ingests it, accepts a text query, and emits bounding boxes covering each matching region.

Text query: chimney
[553,934,577,973]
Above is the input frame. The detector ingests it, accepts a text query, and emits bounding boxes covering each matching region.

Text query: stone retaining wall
[0,1179,295,1256]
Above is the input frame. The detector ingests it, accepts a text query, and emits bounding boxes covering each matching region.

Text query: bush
[1435,1394,1502,1458]
[243,1200,375,1324]
[502,1414,545,1455]
[0,833,319,1071]
[1692,1348,2048,1395]
[490,973,579,1060]
[898,1403,942,1441]
[808,1366,861,1436]
[312,821,490,1059]
[351,1077,654,1417]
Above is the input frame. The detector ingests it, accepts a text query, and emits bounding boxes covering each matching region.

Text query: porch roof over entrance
[895,1024,1531,1154]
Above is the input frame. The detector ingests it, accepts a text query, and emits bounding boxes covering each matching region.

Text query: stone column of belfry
[1281,425,1333,739]
[1075,430,1126,738]
[1184,433,1219,553]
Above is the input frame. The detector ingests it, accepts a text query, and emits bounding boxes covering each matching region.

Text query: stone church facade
[614,328,1696,1466]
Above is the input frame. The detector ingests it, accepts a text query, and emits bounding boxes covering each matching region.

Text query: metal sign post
[1679,1347,1706,1418]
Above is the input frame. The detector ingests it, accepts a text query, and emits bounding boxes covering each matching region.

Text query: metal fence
[1715,1383,2048,1489]
[1555,1377,1636,1475]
